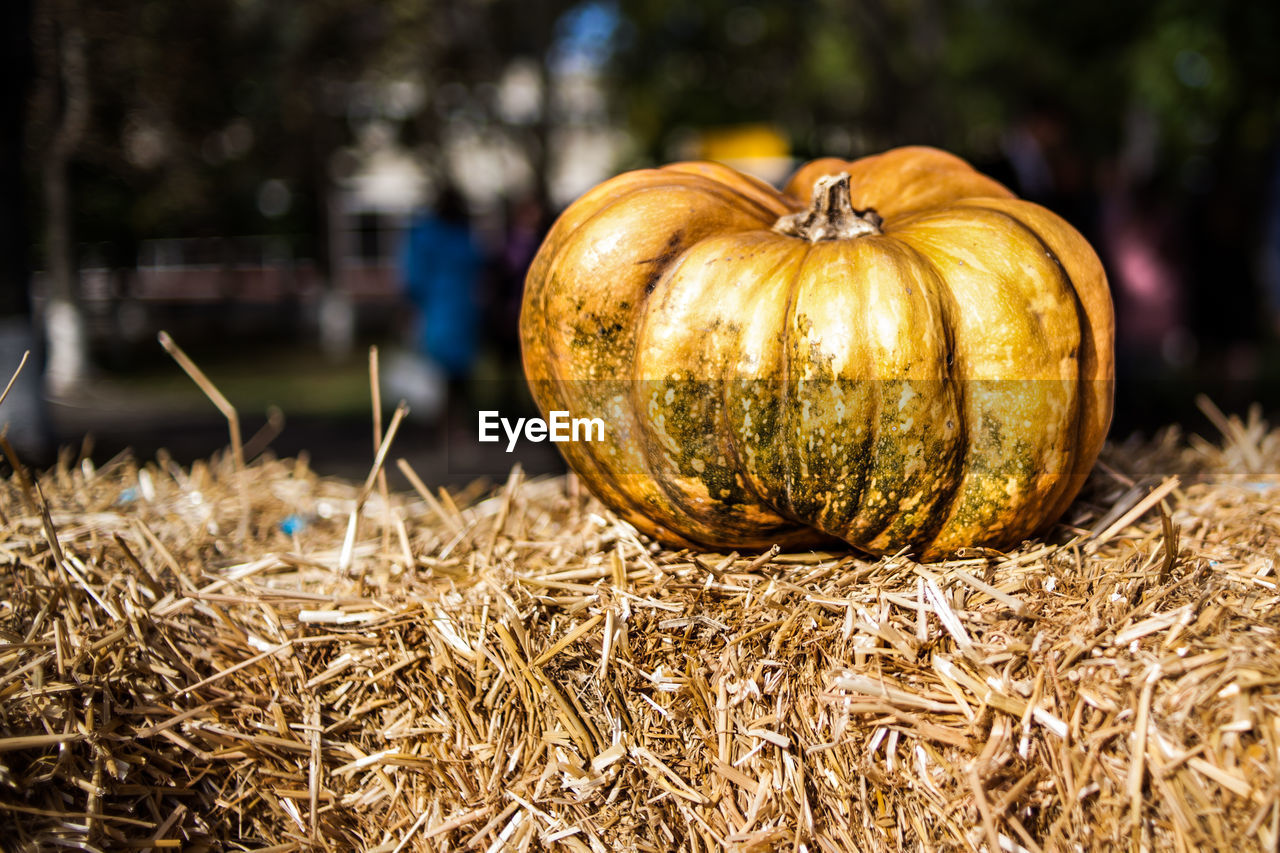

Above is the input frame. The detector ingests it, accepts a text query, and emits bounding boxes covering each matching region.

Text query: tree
[31,0,91,394]
[24,0,600,367]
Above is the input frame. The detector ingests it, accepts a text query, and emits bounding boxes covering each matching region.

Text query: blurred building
[32,42,626,367]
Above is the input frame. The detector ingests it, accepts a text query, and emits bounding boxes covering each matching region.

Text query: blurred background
[2,0,1279,482]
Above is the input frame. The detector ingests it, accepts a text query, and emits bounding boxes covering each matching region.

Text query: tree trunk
[315,118,354,362]
[318,183,355,361]
[34,0,91,395]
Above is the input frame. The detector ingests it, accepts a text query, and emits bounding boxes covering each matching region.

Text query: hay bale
[1,404,1278,851]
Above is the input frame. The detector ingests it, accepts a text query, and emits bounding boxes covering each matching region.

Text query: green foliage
[610,0,1280,188]
[27,0,1280,256]
[30,0,428,255]
[30,0,591,255]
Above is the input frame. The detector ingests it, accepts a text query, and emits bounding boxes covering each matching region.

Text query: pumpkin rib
[630,237,764,544]
[885,206,1064,550]
[718,235,833,537]
[780,238,880,536]
[526,175,794,547]
[947,199,1114,528]
[790,237,965,553]
[632,230,815,546]
[523,184,733,540]
[890,203,1082,379]
[530,175,779,388]
[716,234,815,531]
[533,171,783,295]
[663,161,797,219]
[644,167,790,225]
[775,235,816,523]
[888,202,1083,556]
[966,203,1089,524]
[530,167,688,260]
[932,204,1086,369]
[867,237,970,555]
[546,163,780,235]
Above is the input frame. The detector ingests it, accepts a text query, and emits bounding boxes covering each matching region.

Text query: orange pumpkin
[520,146,1113,559]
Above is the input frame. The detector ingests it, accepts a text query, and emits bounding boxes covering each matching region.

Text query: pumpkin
[519,146,1113,560]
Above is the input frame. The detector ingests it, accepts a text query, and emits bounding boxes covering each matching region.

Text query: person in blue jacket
[399,184,483,388]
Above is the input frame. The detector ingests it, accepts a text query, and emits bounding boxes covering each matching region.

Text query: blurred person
[397,184,484,407]
[488,194,548,366]
[1091,167,1196,434]
[1101,173,1189,368]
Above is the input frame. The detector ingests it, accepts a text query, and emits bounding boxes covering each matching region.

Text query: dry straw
[1,349,1278,850]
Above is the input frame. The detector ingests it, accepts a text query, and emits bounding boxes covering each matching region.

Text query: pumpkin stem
[772,172,883,241]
